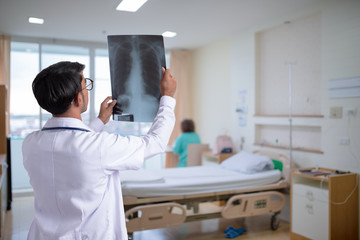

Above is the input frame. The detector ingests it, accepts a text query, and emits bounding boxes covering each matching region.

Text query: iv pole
[286,61,296,170]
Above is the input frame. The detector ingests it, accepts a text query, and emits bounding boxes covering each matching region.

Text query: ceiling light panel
[116,0,148,12]
[28,17,44,24]
[162,31,177,38]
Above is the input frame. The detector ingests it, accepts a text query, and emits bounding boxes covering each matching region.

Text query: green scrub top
[173,132,201,167]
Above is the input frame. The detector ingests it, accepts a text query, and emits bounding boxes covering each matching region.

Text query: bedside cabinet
[291,168,358,240]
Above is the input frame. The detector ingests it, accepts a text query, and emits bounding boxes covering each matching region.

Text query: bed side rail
[221,191,285,219]
[125,202,186,232]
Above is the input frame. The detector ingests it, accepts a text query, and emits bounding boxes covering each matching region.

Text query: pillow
[220,151,274,173]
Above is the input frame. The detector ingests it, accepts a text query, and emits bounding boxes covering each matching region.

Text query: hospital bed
[121,149,291,238]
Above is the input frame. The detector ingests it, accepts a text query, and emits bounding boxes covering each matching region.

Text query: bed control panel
[221,191,285,219]
[254,199,267,209]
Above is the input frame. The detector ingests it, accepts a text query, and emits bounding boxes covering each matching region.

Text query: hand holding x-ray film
[160,67,176,98]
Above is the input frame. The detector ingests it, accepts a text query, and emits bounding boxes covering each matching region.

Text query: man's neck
[53,110,82,120]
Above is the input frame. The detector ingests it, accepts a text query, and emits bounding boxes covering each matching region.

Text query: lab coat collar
[43,117,93,132]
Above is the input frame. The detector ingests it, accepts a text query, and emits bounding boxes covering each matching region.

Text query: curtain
[0,35,11,136]
[0,35,10,86]
[168,50,192,145]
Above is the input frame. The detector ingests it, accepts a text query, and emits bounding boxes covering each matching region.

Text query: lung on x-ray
[107,35,166,122]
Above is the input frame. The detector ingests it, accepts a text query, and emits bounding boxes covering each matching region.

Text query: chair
[187,144,210,166]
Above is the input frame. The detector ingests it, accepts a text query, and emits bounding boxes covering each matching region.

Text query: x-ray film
[107,35,166,122]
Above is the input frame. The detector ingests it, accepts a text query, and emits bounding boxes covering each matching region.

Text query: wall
[321,1,360,172]
[190,38,232,145]
[189,0,360,230]
[256,13,322,116]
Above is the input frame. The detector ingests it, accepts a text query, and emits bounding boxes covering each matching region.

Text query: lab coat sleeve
[141,96,176,159]
[99,96,176,172]
[88,118,104,132]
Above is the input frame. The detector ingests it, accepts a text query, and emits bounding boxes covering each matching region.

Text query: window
[94,48,111,116]
[10,42,40,138]
[10,42,41,192]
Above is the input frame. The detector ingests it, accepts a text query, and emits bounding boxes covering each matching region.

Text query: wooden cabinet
[201,151,236,164]
[165,151,179,168]
[291,168,358,239]
[0,85,9,239]
[0,85,8,154]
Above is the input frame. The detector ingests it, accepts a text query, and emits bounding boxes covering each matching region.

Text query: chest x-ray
[108,35,166,122]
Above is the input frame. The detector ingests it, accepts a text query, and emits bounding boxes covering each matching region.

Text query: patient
[173,119,201,167]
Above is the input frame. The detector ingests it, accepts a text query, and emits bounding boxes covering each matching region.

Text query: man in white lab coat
[22,61,176,240]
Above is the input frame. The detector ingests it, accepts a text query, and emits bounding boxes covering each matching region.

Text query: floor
[4,197,34,240]
[4,197,290,240]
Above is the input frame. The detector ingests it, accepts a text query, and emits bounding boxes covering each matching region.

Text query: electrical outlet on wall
[329,106,343,118]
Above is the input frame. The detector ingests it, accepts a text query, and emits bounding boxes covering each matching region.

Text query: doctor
[22,61,177,240]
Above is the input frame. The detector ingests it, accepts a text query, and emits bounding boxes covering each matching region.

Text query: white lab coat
[22,96,176,240]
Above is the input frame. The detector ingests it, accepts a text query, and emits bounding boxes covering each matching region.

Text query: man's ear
[73,93,82,107]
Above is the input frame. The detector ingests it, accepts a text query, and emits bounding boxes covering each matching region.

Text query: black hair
[32,61,85,115]
[181,119,195,133]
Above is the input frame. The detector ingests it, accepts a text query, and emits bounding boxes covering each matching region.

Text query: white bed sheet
[120,166,281,197]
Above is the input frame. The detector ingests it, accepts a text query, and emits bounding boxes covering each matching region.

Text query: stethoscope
[42,127,90,132]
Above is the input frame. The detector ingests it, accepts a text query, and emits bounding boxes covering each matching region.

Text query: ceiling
[0,0,320,50]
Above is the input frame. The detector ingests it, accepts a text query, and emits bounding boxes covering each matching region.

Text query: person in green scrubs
[173,119,201,167]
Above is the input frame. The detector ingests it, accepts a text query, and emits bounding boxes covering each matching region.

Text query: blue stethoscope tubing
[42,127,90,132]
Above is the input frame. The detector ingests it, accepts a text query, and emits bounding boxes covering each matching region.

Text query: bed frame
[123,149,291,239]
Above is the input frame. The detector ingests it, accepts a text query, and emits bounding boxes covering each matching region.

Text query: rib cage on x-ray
[108,35,166,122]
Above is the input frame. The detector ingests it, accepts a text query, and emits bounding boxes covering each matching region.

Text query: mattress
[120,166,281,197]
